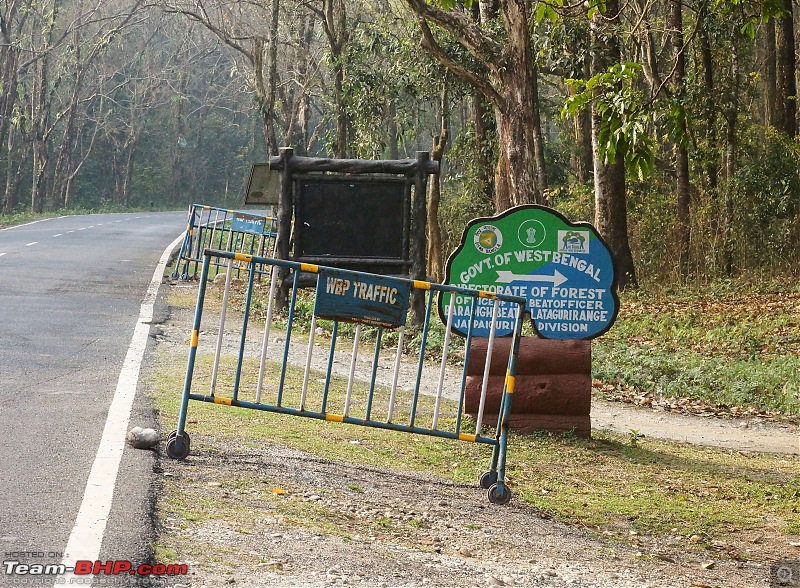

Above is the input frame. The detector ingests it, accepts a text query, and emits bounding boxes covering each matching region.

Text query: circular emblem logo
[474,225,502,254]
[517,220,546,248]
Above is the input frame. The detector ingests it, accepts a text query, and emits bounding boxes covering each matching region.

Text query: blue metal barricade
[166,249,526,504]
[172,204,278,280]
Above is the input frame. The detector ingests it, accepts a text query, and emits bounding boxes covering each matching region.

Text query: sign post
[440,205,619,339]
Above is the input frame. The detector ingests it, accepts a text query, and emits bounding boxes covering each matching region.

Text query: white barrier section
[210,258,234,395]
[301,314,318,410]
[475,299,500,436]
[255,267,279,403]
[344,324,362,416]
[432,294,456,429]
[387,326,405,423]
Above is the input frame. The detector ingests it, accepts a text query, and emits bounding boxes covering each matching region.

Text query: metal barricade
[165,249,526,504]
[172,204,278,280]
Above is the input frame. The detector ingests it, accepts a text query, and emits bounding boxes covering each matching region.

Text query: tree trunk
[698,8,718,193]
[570,55,593,184]
[427,84,449,281]
[493,0,547,209]
[763,19,777,128]
[723,41,740,276]
[671,0,691,279]
[267,0,280,152]
[591,0,637,289]
[323,0,348,158]
[775,0,796,136]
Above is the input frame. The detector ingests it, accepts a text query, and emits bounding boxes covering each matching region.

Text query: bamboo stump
[464,337,592,437]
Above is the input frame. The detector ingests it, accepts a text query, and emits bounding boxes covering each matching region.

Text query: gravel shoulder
[146,283,799,588]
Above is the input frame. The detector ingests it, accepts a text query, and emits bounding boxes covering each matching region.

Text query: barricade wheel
[487,483,512,505]
[165,436,191,460]
[166,430,190,445]
[479,471,498,489]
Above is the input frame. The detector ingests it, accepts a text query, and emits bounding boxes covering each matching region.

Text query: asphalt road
[0,211,187,586]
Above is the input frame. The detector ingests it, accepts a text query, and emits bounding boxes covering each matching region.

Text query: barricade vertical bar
[410,290,434,427]
[321,321,339,413]
[387,326,405,423]
[475,299,500,436]
[432,294,456,430]
[232,260,256,401]
[300,313,317,410]
[365,327,383,421]
[344,324,362,417]
[488,308,524,498]
[255,265,279,403]
[175,253,211,446]
[208,208,220,254]
[276,270,301,407]
[455,296,479,435]
[209,258,234,396]
[196,217,211,279]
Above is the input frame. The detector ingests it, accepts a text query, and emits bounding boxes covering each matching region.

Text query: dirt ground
[149,283,799,588]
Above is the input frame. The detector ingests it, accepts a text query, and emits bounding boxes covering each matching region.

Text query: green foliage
[438,122,496,258]
[563,63,655,180]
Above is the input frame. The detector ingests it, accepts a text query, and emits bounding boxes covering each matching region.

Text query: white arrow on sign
[496,269,568,288]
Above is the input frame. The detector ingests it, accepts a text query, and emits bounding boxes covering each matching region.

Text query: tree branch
[416,17,503,109]
[405,0,505,73]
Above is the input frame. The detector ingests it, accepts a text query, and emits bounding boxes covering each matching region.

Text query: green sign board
[440,205,619,339]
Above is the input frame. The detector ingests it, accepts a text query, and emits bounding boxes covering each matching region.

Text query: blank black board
[294,176,411,273]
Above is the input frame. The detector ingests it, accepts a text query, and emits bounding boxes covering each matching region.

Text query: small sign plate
[231,212,267,235]
[314,269,411,329]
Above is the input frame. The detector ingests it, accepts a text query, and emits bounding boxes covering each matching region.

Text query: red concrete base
[477,413,591,437]
[465,336,592,438]
[464,374,592,415]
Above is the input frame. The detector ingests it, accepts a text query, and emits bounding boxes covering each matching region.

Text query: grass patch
[594,285,800,416]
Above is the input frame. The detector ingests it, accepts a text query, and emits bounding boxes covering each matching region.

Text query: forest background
[2,0,800,288]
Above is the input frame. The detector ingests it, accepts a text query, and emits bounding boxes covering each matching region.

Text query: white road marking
[77,227,86,231]
[0,253,6,257]
[53,234,62,238]
[55,232,184,586]
[25,242,38,247]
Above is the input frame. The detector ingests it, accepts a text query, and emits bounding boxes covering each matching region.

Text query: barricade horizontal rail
[166,249,526,504]
[172,204,278,280]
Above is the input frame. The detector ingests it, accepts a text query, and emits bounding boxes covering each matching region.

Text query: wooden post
[411,151,430,324]
[275,147,294,310]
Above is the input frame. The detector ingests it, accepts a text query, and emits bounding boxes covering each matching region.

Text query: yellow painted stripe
[214,396,233,406]
[190,330,199,348]
[300,263,319,273]
[186,224,192,231]
[478,290,497,299]
[505,372,515,394]
[228,209,235,213]
[203,205,210,210]
[414,280,431,290]
[325,413,344,423]
[234,253,253,263]
[459,433,477,442]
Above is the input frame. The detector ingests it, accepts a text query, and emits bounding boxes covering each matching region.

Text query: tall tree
[404,0,549,210]
[670,0,691,279]
[773,0,795,136]
[589,0,637,289]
